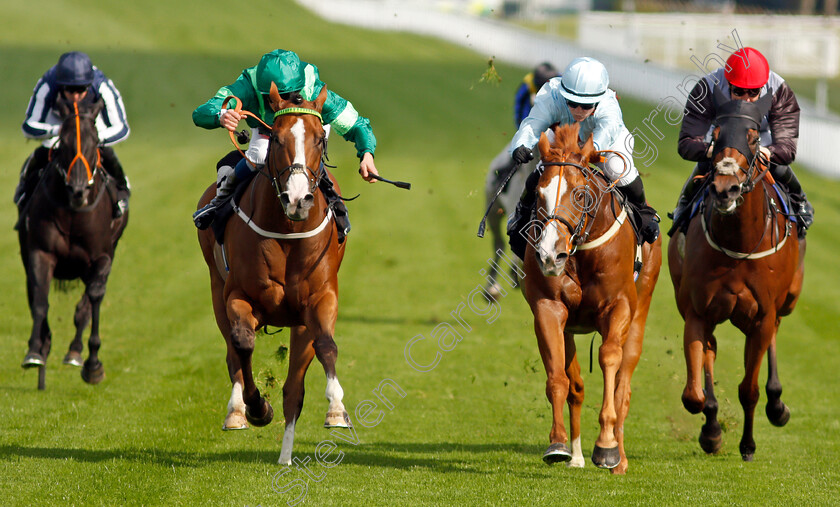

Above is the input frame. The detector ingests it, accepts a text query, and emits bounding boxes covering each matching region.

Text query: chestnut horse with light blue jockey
[521,123,661,474]
[668,95,805,462]
[197,83,352,465]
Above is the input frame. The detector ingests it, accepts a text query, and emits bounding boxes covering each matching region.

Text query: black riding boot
[619,176,660,244]
[100,146,130,218]
[667,162,709,237]
[771,164,814,237]
[506,168,541,260]
[14,147,50,209]
[319,176,350,243]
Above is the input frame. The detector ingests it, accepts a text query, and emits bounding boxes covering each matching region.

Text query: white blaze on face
[286,119,310,204]
[716,157,740,176]
[538,174,566,260]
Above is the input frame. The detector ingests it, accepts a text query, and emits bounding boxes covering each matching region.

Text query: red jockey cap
[725,47,770,89]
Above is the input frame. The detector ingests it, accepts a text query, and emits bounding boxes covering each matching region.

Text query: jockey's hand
[759,146,771,165]
[512,145,534,164]
[220,109,242,132]
[359,152,379,182]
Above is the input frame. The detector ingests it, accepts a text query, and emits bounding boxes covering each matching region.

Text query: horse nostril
[280,193,291,206]
[303,194,314,203]
[555,252,568,263]
[729,185,739,195]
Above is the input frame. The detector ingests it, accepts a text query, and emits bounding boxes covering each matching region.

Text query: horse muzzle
[279,191,315,221]
[536,248,569,277]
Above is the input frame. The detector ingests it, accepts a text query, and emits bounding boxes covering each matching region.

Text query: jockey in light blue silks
[506,56,660,260]
[191,49,380,242]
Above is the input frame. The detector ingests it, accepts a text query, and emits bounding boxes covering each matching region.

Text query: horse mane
[538,123,598,165]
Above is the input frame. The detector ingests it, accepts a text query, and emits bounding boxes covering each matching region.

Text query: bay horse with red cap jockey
[197,83,352,464]
[18,94,129,390]
[668,90,805,462]
[520,123,661,474]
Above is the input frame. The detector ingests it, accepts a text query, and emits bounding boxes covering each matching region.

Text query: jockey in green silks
[192,49,379,241]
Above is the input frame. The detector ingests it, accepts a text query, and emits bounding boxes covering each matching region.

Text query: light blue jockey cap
[558,57,609,105]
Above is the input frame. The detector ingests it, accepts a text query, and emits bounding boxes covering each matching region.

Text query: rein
[63,101,99,185]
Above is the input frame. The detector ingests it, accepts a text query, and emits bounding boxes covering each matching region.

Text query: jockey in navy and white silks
[506,57,659,260]
[17,51,131,217]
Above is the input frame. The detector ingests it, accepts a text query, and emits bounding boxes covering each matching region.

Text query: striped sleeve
[96,77,130,145]
[22,78,60,139]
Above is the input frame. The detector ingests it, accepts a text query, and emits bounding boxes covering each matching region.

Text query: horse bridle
[266,107,327,199]
[712,114,767,194]
[537,159,598,252]
[55,101,100,187]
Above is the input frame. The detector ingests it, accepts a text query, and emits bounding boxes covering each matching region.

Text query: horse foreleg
[484,206,505,300]
[532,299,572,464]
[592,301,631,470]
[228,294,273,428]
[22,251,56,376]
[64,293,90,367]
[738,317,775,461]
[81,256,111,385]
[279,326,317,465]
[564,332,585,468]
[699,334,722,454]
[682,310,712,414]
[304,292,350,429]
[764,334,790,427]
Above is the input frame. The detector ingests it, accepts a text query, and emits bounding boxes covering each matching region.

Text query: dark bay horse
[668,96,805,461]
[197,83,350,465]
[18,96,129,390]
[521,123,661,474]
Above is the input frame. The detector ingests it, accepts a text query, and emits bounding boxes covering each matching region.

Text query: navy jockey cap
[55,51,94,87]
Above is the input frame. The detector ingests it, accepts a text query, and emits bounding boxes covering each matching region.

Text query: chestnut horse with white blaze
[668,96,805,461]
[197,83,351,465]
[521,123,661,474]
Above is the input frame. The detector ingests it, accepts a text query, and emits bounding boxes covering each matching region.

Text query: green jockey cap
[256,49,306,95]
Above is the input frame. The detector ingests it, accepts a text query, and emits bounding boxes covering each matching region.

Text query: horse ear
[268,81,282,112]
[55,94,72,119]
[581,133,597,163]
[538,131,551,159]
[754,92,772,118]
[314,85,328,111]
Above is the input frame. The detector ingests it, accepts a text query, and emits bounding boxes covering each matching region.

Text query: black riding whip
[365,172,412,190]
[477,162,521,238]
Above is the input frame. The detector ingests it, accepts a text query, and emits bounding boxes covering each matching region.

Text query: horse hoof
[63,351,83,367]
[741,452,754,462]
[245,400,274,427]
[223,412,249,431]
[766,402,791,427]
[699,430,722,454]
[542,442,572,464]
[22,352,45,368]
[81,363,105,384]
[591,444,621,469]
[324,410,352,428]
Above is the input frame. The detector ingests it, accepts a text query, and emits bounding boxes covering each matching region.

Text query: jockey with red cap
[670,47,813,237]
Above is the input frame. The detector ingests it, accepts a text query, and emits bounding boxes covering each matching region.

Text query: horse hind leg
[699,334,722,454]
[279,326,317,465]
[764,339,790,427]
[64,293,90,367]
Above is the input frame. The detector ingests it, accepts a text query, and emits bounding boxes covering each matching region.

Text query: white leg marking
[325,375,346,412]
[227,381,245,415]
[278,418,296,465]
[567,435,585,468]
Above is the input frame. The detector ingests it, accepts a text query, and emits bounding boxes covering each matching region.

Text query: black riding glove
[512,146,534,165]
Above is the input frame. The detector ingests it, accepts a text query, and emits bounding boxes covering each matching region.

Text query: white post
[816,78,828,116]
